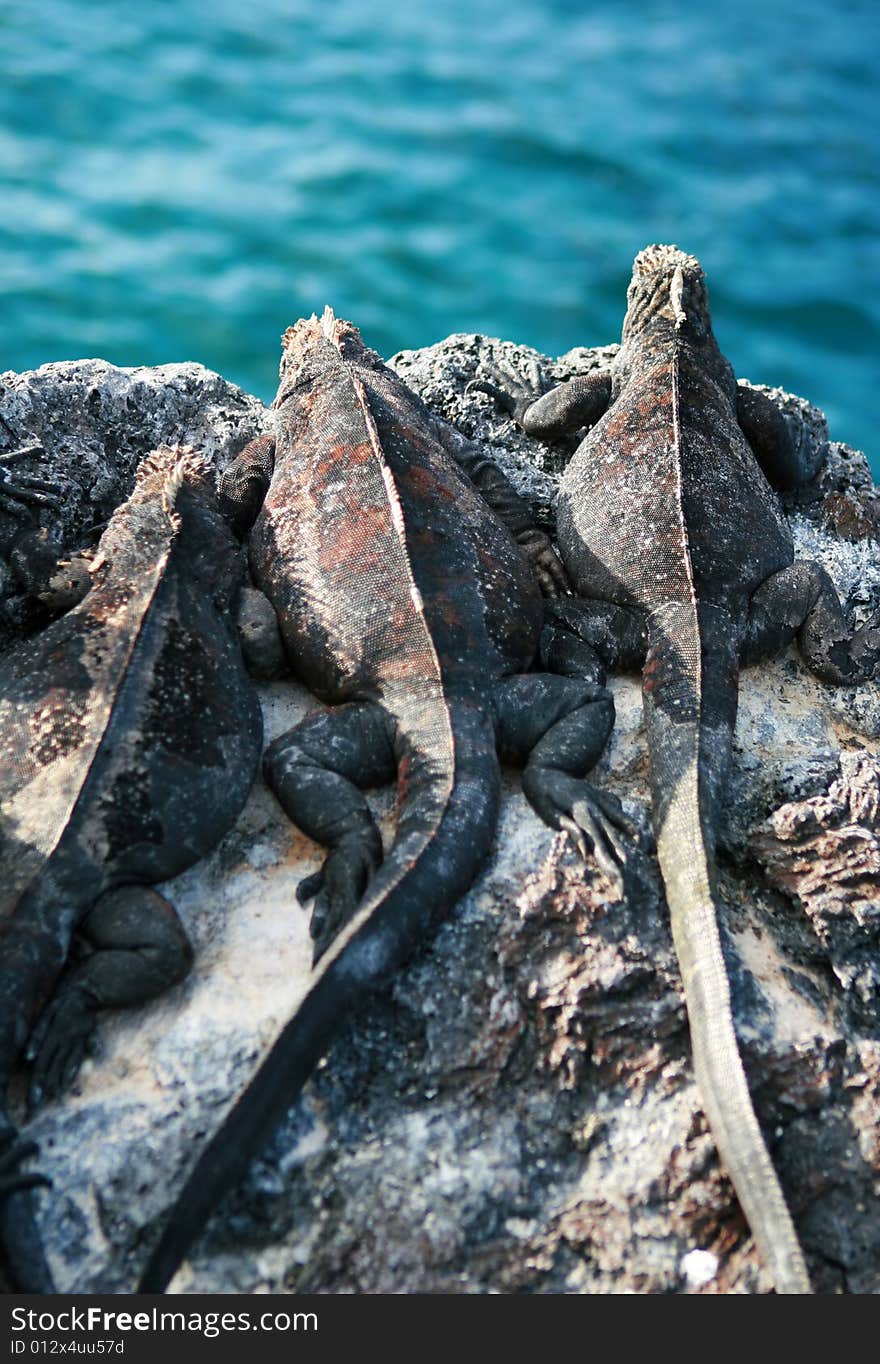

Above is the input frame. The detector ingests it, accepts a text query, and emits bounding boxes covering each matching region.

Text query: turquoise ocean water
[1,0,878,468]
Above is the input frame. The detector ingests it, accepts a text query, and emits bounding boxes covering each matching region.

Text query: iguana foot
[26,984,97,1111]
[465,357,546,423]
[492,671,628,888]
[529,771,633,894]
[0,446,61,515]
[515,528,570,598]
[0,1126,55,1291]
[26,885,194,1111]
[0,1132,50,1196]
[297,828,383,963]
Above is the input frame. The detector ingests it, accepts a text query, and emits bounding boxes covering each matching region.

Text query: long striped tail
[139,697,499,1293]
[644,602,810,1294]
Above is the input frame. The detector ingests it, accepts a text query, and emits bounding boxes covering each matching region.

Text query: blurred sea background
[1,0,878,468]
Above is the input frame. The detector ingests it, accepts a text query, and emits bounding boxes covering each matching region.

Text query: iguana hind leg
[540,596,647,683]
[735,385,824,489]
[264,703,397,962]
[493,673,632,890]
[27,886,193,1109]
[236,586,287,680]
[744,561,880,682]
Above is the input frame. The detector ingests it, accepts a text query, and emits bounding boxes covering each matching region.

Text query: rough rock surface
[1,340,879,1295]
[0,360,270,645]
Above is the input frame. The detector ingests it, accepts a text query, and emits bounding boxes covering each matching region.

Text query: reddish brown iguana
[139,310,629,1291]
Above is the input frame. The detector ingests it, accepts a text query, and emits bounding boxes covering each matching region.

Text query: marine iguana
[139,309,627,1292]
[0,445,263,1292]
[469,244,880,1294]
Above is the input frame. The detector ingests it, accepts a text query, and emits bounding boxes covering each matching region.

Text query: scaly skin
[139,310,627,1292]
[471,245,880,1295]
[0,447,262,1291]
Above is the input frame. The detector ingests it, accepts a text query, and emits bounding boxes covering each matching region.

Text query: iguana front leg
[0,445,62,517]
[468,358,613,441]
[9,529,94,616]
[540,596,647,682]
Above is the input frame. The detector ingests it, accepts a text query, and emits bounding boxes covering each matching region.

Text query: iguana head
[622,244,712,342]
[90,446,239,600]
[274,307,383,407]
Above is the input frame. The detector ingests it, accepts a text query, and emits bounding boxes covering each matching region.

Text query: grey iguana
[469,244,880,1294]
[0,446,263,1291]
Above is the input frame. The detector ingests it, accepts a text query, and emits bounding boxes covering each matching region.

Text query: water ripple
[0,0,877,463]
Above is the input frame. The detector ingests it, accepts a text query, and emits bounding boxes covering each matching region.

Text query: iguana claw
[298,831,382,964]
[559,784,633,896]
[528,767,633,896]
[466,357,548,425]
[26,985,97,1112]
[0,445,62,514]
[0,1132,51,1197]
[518,533,570,598]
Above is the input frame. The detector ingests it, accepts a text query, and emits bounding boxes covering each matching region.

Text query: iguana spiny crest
[625,243,710,339]
[276,307,383,406]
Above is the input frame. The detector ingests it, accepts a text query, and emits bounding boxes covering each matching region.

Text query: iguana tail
[139,696,499,1293]
[643,602,810,1294]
